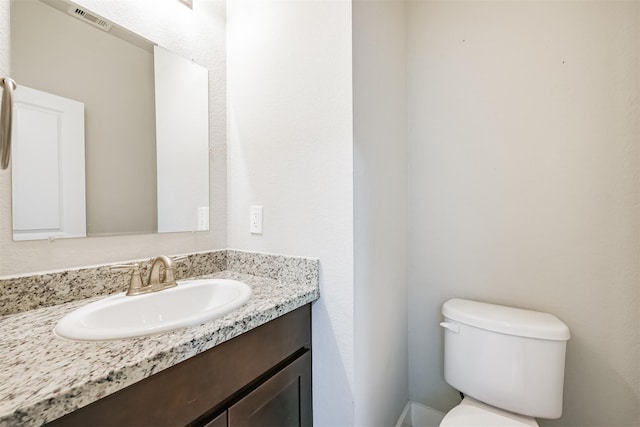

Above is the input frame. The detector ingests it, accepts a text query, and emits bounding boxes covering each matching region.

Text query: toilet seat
[440,397,539,427]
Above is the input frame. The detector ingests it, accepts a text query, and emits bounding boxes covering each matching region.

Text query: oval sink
[54,279,252,341]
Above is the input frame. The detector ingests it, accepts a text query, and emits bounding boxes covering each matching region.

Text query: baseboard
[395,401,445,427]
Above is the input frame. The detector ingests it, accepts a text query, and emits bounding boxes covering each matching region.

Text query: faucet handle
[163,266,177,289]
[110,263,139,271]
[110,263,146,295]
[162,257,178,289]
[171,255,191,264]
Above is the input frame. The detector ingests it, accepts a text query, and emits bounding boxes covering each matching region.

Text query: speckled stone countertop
[0,252,320,426]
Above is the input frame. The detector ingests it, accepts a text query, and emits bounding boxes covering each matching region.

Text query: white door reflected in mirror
[12,86,86,241]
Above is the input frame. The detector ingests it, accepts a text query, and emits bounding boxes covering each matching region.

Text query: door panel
[203,411,227,427]
[12,85,86,240]
[228,351,311,427]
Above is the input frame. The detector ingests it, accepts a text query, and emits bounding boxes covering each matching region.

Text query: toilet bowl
[439,299,570,426]
[440,397,538,427]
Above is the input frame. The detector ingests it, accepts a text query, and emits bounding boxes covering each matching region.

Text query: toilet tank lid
[442,299,570,341]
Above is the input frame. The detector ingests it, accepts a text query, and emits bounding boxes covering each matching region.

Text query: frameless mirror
[10,0,210,241]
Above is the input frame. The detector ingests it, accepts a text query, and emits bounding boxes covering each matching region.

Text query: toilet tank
[441,299,570,419]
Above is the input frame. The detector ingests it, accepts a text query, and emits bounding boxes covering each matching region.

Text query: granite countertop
[0,269,320,426]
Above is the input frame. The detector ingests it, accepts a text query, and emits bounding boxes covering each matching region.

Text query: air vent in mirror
[67,6,112,31]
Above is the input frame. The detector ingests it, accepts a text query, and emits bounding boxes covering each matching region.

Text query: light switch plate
[197,206,209,231]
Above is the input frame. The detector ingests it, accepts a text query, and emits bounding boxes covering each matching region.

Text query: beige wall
[0,0,227,275]
[407,1,639,426]
[353,0,408,425]
[11,0,158,236]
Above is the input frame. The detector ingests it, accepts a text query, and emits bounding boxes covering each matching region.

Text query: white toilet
[439,298,570,426]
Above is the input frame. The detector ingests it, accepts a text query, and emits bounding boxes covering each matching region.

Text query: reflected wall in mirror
[10,0,209,241]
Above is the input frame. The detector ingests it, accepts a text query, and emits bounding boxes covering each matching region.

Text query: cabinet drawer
[48,305,311,427]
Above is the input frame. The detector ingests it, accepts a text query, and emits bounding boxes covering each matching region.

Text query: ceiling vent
[67,6,112,32]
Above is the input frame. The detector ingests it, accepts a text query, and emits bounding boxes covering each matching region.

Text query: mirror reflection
[10,0,210,241]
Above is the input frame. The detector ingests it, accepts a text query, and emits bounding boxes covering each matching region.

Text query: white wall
[407,2,640,426]
[353,0,408,425]
[0,0,227,275]
[227,1,354,425]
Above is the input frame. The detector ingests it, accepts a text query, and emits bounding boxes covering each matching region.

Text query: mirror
[10,0,210,241]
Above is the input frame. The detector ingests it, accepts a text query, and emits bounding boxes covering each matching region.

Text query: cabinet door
[203,411,227,427]
[228,351,311,427]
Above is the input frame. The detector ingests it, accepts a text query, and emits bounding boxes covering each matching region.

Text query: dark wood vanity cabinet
[48,304,312,427]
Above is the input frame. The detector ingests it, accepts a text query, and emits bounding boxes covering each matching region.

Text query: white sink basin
[54,279,252,341]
